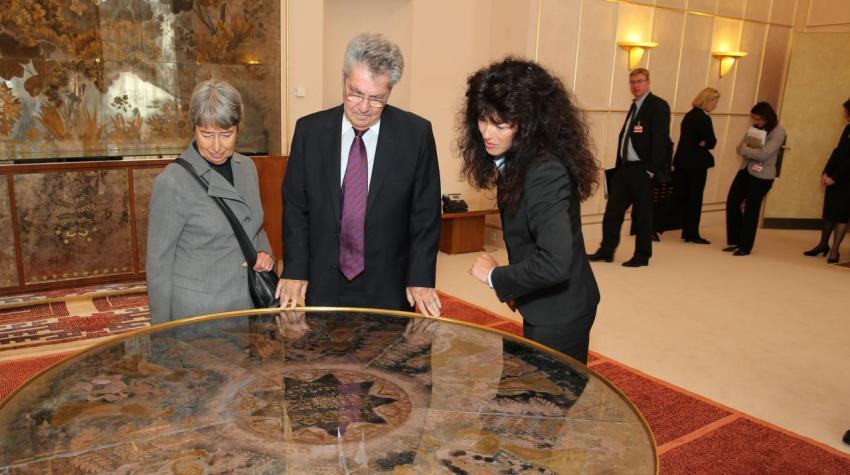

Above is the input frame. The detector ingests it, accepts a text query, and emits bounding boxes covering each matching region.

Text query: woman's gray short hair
[189,79,243,128]
[343,33,404,87]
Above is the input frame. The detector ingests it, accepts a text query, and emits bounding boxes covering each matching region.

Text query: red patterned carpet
[437,293,850,473]
[0,352,75,401]
[0,284,149,352]
[2,287,849,473]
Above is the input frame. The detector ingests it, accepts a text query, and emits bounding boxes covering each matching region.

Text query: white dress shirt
[486,156,506,289]
[340,115,381,187]
[623,92,648,162]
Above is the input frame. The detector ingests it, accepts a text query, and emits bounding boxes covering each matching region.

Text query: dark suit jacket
[673,107,717,169]
[491,159,600,326]
[618,92,673,182]
[282,105,441,310]
[824,124,850,187]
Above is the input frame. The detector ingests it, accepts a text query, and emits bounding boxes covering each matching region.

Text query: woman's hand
[469,252,498,286]
[822,174,835,186]
[249,252,275,272]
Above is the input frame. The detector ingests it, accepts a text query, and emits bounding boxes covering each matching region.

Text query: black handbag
[174,158,280,309]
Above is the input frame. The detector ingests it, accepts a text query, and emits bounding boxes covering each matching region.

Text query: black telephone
[442,193,468,213]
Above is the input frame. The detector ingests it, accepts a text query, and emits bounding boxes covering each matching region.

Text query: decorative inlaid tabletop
[0,309,656,474]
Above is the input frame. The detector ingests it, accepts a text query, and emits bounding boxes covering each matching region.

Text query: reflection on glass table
[0,309,656,474]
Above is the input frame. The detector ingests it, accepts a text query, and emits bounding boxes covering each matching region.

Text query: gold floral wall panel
[0,0,280,160]
[132,166,164,272]
[14,170,133,284]
[0,178,19,288]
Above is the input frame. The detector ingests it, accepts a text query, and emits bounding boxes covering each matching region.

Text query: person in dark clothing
[673,87,720,244]
[588,68,673,267]
[803,98,850,264]
[461,58,600,364]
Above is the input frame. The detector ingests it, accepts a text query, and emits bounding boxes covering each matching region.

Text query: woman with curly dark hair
[464,58,600,363]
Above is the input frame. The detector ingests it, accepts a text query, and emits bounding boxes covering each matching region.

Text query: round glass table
[0,308,656,474]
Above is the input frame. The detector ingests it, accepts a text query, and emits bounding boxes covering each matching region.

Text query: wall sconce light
[242,58,264,77]
[617,41,658,69]
[711,51,747,78]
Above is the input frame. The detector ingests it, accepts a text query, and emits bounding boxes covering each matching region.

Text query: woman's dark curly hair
[458,58,599,213]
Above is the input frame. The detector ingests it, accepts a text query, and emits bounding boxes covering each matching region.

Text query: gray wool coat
[146,143,272,324]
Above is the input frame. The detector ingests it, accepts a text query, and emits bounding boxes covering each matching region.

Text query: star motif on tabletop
[251,373,397,436]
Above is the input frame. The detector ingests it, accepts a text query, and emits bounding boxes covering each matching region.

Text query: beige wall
[803,0,850,32]
[283,0,802,215]
[763,32,850,220]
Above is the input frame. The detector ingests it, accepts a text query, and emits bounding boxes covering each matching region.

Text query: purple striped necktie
[339,128,369,281]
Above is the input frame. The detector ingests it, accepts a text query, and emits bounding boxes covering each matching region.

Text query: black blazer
[824,124,850,187]
[282,105,441,310]
[673,107,717,169]
[618,92,673,182]
[491,159,600,326]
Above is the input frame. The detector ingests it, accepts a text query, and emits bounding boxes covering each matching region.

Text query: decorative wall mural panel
[131,166,164,272]
[0,0,281,160]
[0,178,18,288]
[14,170,133,284]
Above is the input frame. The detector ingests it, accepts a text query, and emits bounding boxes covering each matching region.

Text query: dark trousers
[601,164,653,258]
[678,168,708,240]
[725,169,773,252]
[522,312,595,364]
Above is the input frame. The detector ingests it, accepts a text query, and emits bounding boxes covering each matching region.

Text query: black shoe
[828,253,840,264]
[622,256,649,267]
[843,429,850,445]
[650,232,661,242]
[733,249,750,256]
[723,246,738,252]
[588,250,614,262]
[685,237,711,244]
[803,245,829,256]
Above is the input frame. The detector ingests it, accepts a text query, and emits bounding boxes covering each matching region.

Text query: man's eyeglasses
[629,79,648,85]
[345,91,388,108]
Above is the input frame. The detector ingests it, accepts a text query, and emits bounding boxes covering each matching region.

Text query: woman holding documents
[724,102,786,256]
[462,58,600,363]
[803,98,850,263]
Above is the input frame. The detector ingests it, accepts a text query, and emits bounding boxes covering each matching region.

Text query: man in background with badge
[589,68,672,267]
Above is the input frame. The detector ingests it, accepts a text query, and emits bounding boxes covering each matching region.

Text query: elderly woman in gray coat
[146,79,274,324]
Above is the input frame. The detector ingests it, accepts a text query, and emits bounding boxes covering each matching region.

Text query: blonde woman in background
[672,87,720,244]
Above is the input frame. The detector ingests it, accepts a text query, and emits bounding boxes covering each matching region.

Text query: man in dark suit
[589,68,672,267]
[277,33,442,317]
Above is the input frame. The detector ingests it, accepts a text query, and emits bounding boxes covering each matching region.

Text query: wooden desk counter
[439,209,499,254]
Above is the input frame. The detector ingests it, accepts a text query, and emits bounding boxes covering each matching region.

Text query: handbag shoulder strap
[173,157,258,266]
